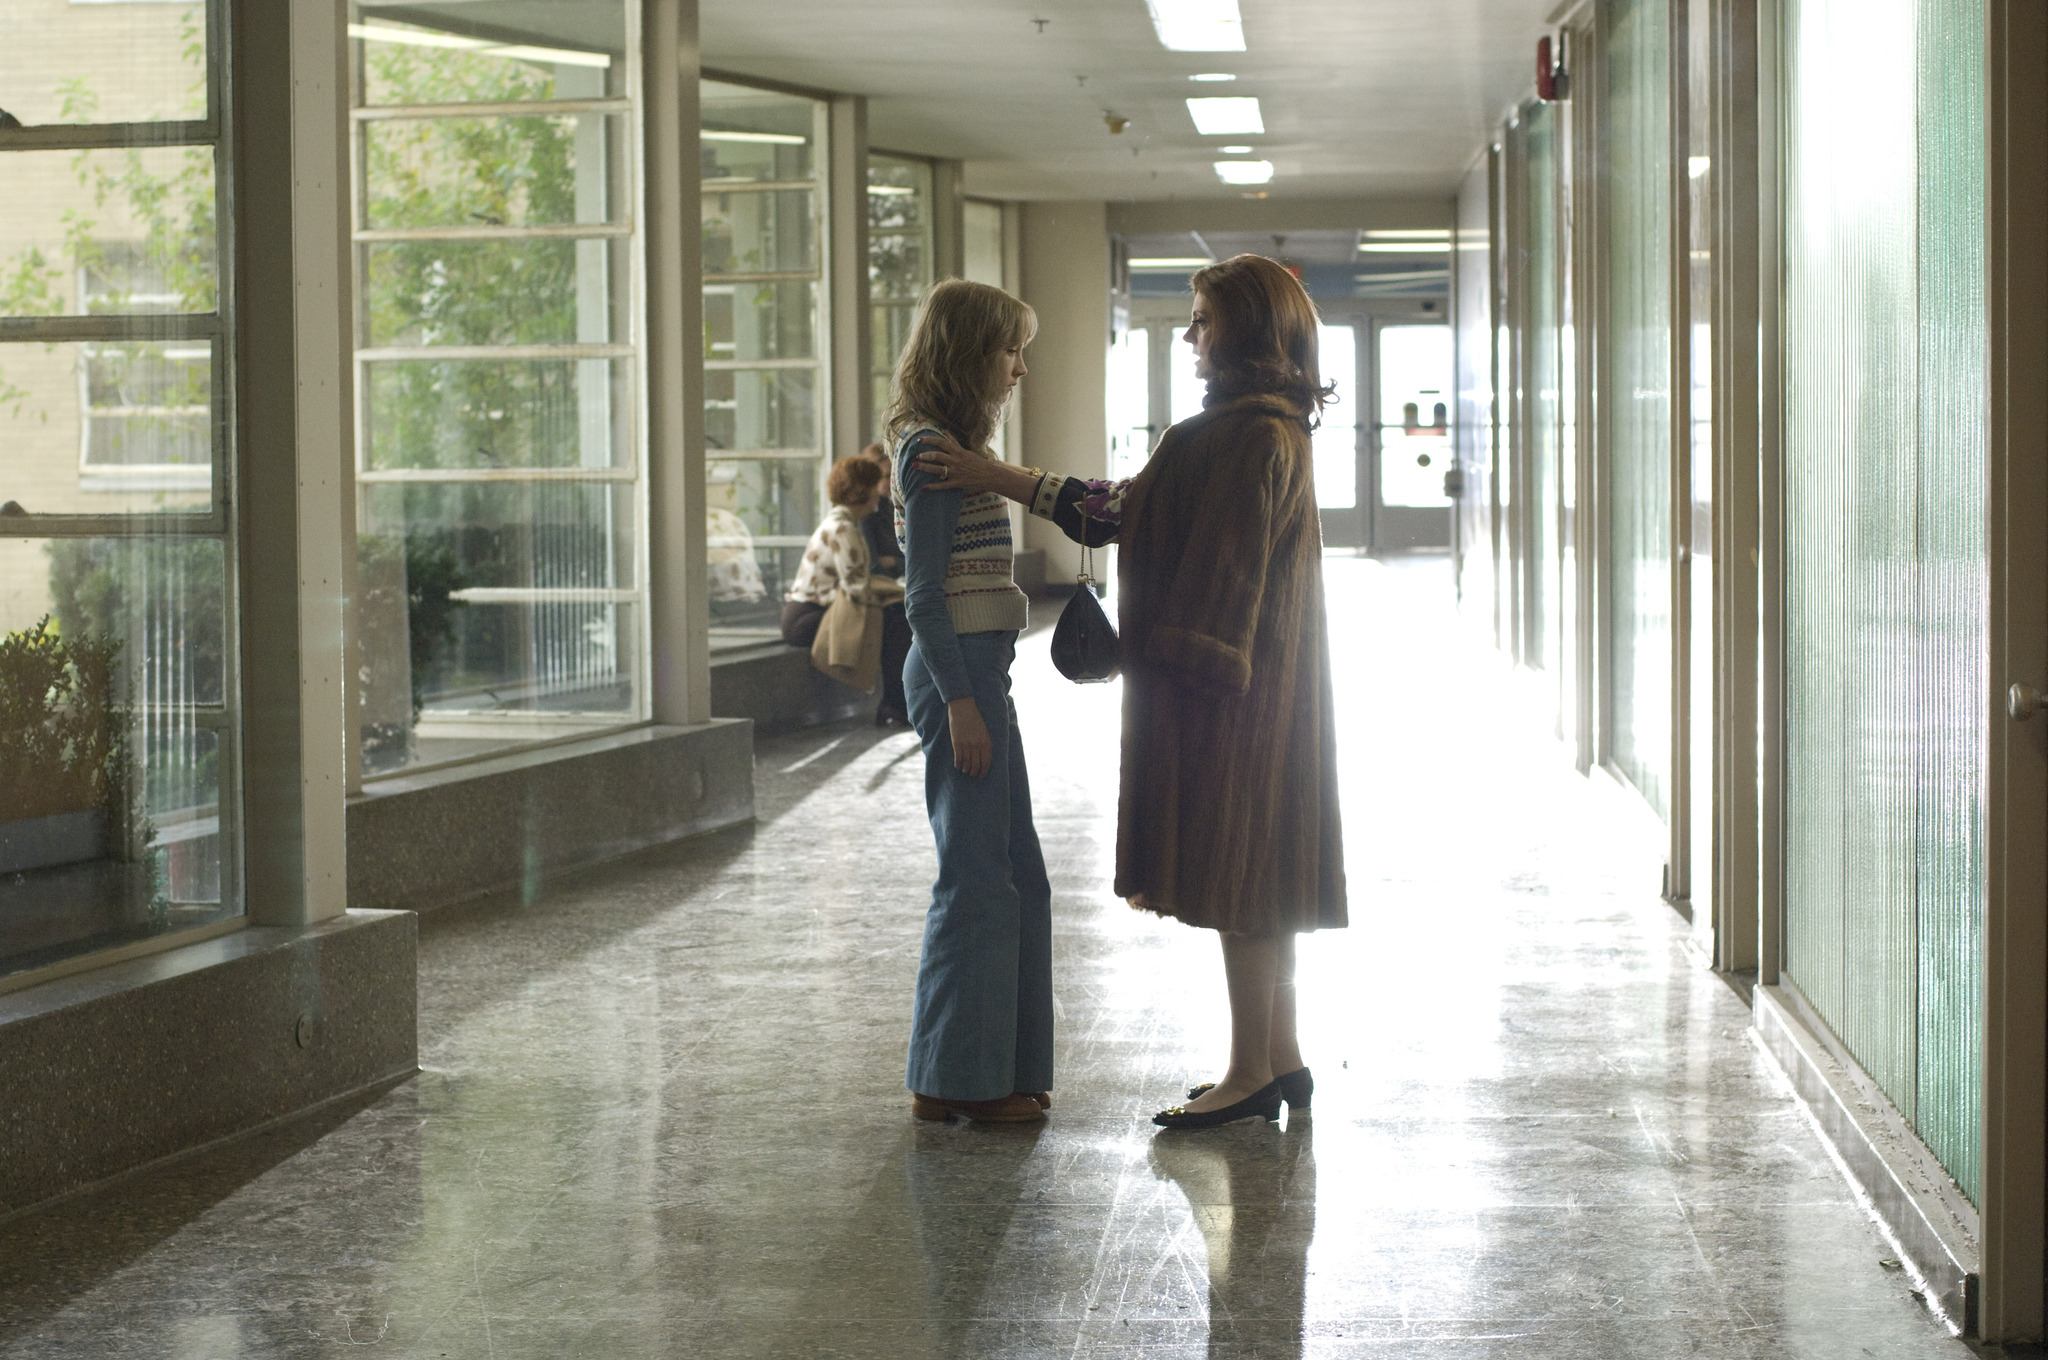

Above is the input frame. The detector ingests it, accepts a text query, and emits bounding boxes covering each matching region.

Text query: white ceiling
[701,0,1556,203]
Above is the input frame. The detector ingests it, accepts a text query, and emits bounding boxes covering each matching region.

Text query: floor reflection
[1150,1117,1316,1358]
[0,558,1976,1360]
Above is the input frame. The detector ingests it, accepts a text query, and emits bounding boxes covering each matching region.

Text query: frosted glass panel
[1525,105,1561,678]
[1603,0,1672,820]
[1780,0,1985,1203]
[1912,0,1987,1209]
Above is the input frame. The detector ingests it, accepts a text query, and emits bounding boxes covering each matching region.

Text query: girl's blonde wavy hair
[884,279,1037,452]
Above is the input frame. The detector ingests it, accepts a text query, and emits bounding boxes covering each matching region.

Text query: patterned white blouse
[785,504,878,605]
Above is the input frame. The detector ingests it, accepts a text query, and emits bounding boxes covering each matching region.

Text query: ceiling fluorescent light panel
[1146,0,1246,52]
[702,130,808,145]
[1213,159,1273,185]
[1186,96,1264,136]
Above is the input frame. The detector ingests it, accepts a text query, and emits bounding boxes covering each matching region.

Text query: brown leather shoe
[911,1092,1047,1122]
[1022,1091,1052,1111]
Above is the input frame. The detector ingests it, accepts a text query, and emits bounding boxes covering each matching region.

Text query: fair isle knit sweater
[893,425,1029,701]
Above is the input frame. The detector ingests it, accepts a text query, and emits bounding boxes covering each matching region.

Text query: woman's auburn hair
[1188,253,1336,425]
[825,453,885,508]
[884,278,1037,452]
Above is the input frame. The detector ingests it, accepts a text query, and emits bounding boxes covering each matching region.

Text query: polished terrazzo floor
[0,557,1977,1358]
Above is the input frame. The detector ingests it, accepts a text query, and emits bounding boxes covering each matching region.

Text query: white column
[645,0,708,724]
[235,0,353,924]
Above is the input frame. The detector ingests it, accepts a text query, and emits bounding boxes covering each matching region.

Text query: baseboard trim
[1753,983,1980,1333]
[0,1066,415,1230]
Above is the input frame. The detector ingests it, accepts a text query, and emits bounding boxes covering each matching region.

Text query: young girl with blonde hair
[888,278,1050,1124]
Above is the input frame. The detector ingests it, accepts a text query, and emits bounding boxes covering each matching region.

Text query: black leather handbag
[1050,544,1119,683]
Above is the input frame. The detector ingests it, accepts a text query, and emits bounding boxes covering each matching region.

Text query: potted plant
[0,617,128,875]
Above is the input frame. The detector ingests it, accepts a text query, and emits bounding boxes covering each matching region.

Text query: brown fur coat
[1112,391,1347,934]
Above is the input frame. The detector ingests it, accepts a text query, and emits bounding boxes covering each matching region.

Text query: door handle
[2009,682,2043,721]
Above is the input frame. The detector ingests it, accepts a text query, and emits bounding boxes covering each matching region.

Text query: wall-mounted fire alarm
[1536,32,1571,102]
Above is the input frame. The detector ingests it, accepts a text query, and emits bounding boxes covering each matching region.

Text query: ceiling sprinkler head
[1105,113,1130,135]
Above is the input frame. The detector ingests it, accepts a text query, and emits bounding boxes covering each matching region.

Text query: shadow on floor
[0,1081,404,1344]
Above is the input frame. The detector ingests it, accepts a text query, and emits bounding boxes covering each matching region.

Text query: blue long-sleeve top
[895,428,975,703]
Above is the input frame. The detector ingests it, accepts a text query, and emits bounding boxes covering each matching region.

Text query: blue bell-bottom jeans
[903,630,1055,1100]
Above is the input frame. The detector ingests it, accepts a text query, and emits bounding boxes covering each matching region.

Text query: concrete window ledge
[0,909,417,1223]
[1753,984,1980,1333]
[710,644,875,735]
[348,720,755,912]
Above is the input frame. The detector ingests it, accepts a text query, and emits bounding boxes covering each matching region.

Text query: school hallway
[0,557,1968,1359]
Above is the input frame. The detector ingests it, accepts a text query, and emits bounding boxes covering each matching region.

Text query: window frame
[0,0,246,981]
[700,77,834,640]
[347,7,653,777]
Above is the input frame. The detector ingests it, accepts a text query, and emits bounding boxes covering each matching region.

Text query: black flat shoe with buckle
[1152,1079,1284,1130]
[1187,1066,1312,1110]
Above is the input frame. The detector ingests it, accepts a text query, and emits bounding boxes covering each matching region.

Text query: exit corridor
[0,558,1968,1359]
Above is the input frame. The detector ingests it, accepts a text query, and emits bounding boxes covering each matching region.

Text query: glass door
[1371,323,1454,552]
[1313,323,1363,547]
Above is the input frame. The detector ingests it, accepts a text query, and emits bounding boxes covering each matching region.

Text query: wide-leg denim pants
[903,630,1055,1100]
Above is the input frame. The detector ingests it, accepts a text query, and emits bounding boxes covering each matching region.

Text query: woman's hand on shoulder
[911,433,1041,505]
[909,431,991,493]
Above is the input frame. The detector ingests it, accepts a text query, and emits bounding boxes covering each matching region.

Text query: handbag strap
[1078,541,1095,588]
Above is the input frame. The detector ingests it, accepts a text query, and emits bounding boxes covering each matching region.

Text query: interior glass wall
[869,153,933,443]
[349,1,641,774]
[1685,0,1715,914]
[701,79,828,643]
[0,0,241,977]
[1453,153,1496,621]
[1779,0,1986,1202]
[1600,0,1674,819]
[1523,105,1562,683]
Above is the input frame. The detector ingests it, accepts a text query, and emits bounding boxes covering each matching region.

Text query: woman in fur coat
[914,253,1347,1130]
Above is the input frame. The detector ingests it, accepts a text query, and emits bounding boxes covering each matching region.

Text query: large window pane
[354,9,627,107]
[700,80,825,641]
[706,281,818,363]
[703,191,818,277]
[352,0,641,777]
[2,1,238,980]
[701,81,819,183]
[2,2,207,127]
[1,339,215,515]
[362,115,628,230]
[869,154,933,433]
[358,480,636,769]
[705,367,817,455]
[0,147,218,318]
[363,357,632,471]
[363,240,622,347]
[0,536,233,977]
[707,460,815,633]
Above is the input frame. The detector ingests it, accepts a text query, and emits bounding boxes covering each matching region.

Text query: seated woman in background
[856,442,903,580]
[782,454,912,724]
